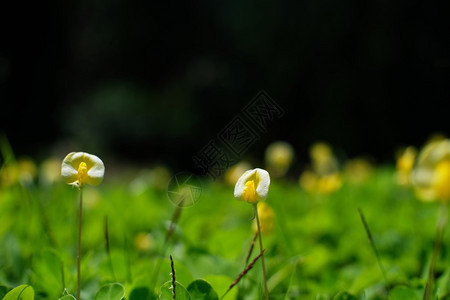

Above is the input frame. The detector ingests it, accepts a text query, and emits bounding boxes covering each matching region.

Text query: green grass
[0,165,449,299]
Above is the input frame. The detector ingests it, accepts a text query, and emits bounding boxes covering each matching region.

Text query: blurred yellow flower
[0,157,37,187]
[310,142,338,176]
[299,170,318,194]
[265,141,294,178]
[299,170,342,195]
[299,142,342,195]
[224,161,252,186]
[317,173,342,194]
[61,152,105,188]
[40,157,61,185]
[134,232,153,252]
[234,168,270,204]
[253,202,275,235]
[412,139,450,202]
[344,157,374,184]
[396,147,417,186]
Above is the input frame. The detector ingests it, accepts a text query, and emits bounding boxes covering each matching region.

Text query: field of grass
[0,154,449,299]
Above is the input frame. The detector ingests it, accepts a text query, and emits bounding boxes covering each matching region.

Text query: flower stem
[254,203,269,300]
[77,189,83,300]
[358,208,387,284]
[423,203,448,300]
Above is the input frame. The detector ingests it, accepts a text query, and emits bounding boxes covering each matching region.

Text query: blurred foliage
[0,161,449,298]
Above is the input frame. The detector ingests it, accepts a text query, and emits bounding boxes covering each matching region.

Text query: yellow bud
[253,202,275,235]
[77,162,88,187]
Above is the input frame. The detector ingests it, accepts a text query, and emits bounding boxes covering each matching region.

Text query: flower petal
[86,154,105,186]
[234,169,256,201]
[255,168,270,200]
[61,152,81,185]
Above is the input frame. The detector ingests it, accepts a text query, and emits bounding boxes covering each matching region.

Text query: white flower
[61,152,105,188]
[412,139,450,202]
[234,168,270,204]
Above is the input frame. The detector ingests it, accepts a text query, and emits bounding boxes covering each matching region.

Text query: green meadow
[1,148,449,300]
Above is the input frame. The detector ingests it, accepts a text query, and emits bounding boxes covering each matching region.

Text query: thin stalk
[170,255,176,300]
[358,208,387,284]
[77,189,83,300]
[245,232,258,265]
[423,203,448,300]
[61,261,65,296]
[220,250,265,300]
[254,203,269,300]
[238,232,259,298]
[151,197,184,290]
[104,215,116,281]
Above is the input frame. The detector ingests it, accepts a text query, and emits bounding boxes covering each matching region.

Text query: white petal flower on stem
[234,168,270,204]
[61,152,105,188]
[412,139,450,202]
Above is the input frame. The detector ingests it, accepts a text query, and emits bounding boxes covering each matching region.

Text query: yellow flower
[299,170,318,194]
[310,142,338,176]
[224,161,252,186]
[40,157,61,185]
[134,232,153,252]
[265,141,294,178]
[252,202,275,235]
[344,157,373,184]
[0,157,37,187]
[299,170,342,195]
[412,139,450,202]
[396,147,417,186]
[61,152,105,188]
[234,168,270,204]
[316,173,342,194]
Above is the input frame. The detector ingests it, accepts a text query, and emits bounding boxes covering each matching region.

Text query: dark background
[1,0,449,170]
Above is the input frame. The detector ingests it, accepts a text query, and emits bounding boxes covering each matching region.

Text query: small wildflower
[252,202,275,235]
[310,142,338,176]
[61,152,105,189]
[300,142,342,195]
[298,170,318,194]
[225,161,252,186]
[412,139,450,202]
[0,157,37,187]
[299,170,342,195]
[344,157,374,184]
[134,232,153,252]
[396,147,417,186]
[234,167,270,299]
[234,168,270,204]
[316,173,342,194]
[61,151,104,300]
[265,141,294,178]
[40,157,61,185]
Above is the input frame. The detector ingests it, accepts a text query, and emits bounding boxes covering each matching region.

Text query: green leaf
[31,248,64,299]
[95,283,126,300]
[2,285,34,300]
[388,286,420,300]
[58,295,77,300]
[333,291,357,300]
[186,280,218,300]
[202,275,237,300]
[129,286,157,300]
[159,281,191,300]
